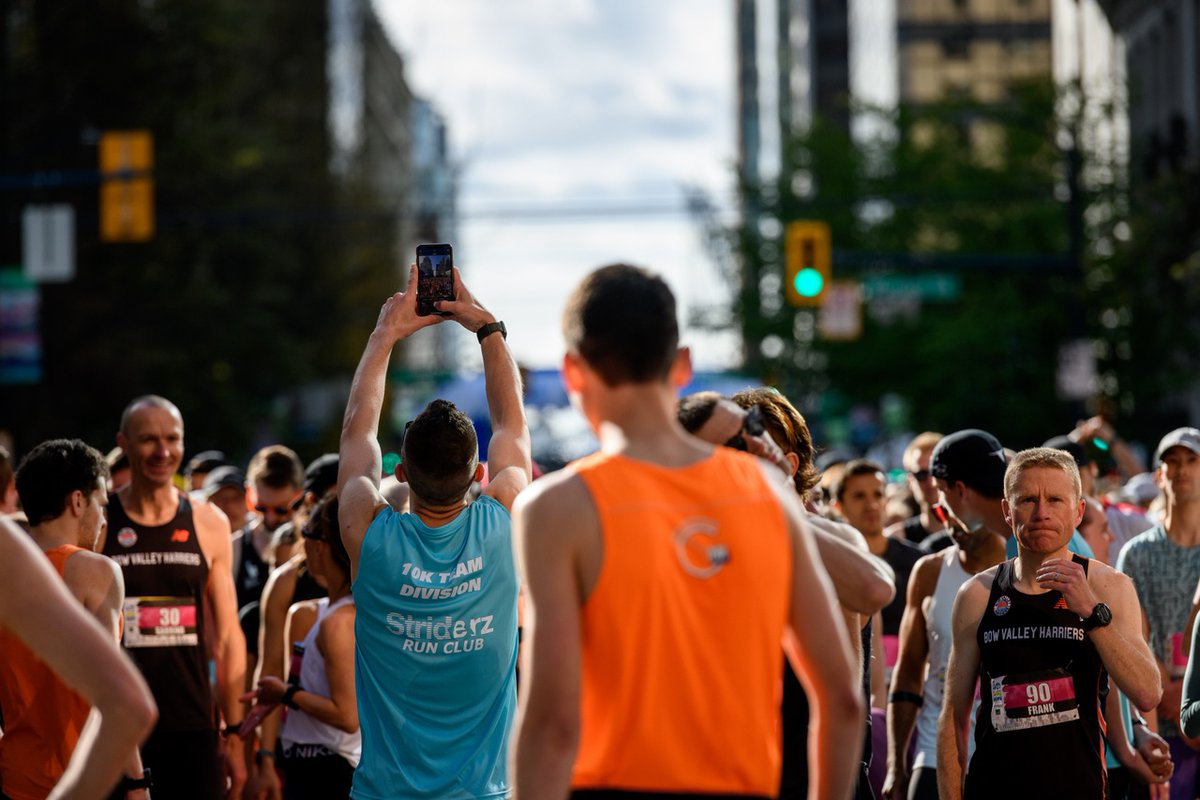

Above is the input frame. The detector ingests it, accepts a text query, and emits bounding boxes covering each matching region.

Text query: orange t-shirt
[570,448,792,797]
[0,544,91,800]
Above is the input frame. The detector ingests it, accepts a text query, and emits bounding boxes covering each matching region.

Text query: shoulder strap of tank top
[1072,553,1090,576]
[993,558,1015,595]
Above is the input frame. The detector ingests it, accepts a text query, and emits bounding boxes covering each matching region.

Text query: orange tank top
[0,544,91,800]
[570,448,792,797]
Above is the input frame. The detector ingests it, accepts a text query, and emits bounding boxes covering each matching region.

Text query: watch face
[1095,603,1112,625]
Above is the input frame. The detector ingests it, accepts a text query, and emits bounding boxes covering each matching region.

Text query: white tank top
[281,595,361,766]
[913,546,970,769]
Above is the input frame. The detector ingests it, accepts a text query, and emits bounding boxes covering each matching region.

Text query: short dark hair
[562,263,679,386]
[676,391,722,434]
[403,399,478,505]
[731,387,820,496]
[246,445,304,490]
[16,439,109,526]
[304,493,350,577]
[833,458,886,503]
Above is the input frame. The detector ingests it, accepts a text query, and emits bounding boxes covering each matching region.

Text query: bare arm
[1038,558,1161,711]
[806,513,897,616]
[772,474,865,800]
[1070,417,1146,479]
[437,267,532,510]
[512,474,591,800]
[884,553,939,800]
[339,266,439,575]
[0,520,157,800]
[252,606,358,734]
[937,576,989,800]
[199,502,249,798]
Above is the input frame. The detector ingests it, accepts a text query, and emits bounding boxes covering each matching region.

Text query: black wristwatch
[119,768,153,791]
[477,320,507,343]
[282,683,301,709]
[1081,602,1113,632]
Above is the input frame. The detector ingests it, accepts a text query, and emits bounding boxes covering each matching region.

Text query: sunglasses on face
[301,526,326,542]
[255,495,304,516]
[724,405,767,452]
[910,469,932,482]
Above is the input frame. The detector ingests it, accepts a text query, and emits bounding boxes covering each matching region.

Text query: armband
[888,690,924,707]
[119,769,153,791]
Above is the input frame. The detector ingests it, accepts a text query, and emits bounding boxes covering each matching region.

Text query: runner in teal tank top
[338,266,532,799]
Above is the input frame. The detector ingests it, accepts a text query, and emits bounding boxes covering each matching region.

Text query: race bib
[1171,631,1189,677]
[123,596,198,648]
[990,668,1079,732]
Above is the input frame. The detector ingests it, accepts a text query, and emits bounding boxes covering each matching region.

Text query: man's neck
[862,529,887,557]
[593,384,706,468]
[119,481,179,525]
[30,520,84,552]
[410,495,470,528]
[958,530,1006,574]
[1013,546,1072,593]
[1164,499,1200,545]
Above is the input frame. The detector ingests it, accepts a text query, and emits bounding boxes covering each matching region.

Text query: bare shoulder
[959,566,997,602]
[909,550,947,596]
[1087,559,1135,594]
[192,495,233,555]
[513,467,592,523]
[806,513,868,550]
[63,549,123,593]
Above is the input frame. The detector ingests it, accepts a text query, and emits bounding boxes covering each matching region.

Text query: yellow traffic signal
[99,131,154,242]
[785,220,831,307]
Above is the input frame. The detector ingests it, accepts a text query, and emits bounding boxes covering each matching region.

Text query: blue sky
[375,0,742,370]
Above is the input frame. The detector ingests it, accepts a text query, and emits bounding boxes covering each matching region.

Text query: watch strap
[282,684,301,709]
[477,321,507,343]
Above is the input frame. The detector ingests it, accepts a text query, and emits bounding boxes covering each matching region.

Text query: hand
[242,763,281,800]
[243,675,288,707]
[744,430,792,479]
[222,734,247,799]
[373,264,444,342]
[434,267,496,333]
[881,764,909,800]
[1035,558,1099,618]
[1070,415,1116,445]
[1133,723,1174,783]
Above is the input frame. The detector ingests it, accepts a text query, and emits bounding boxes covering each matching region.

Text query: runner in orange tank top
[2,439,154,798]
[513,264,865,800]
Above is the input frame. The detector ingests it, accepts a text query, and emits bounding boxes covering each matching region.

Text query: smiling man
[938,447,1161,800]
[102,395,247,799]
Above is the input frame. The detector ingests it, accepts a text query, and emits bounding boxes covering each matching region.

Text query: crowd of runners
[2,262,1200,800]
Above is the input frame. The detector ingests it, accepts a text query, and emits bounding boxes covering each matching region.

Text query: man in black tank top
[937,447,1163,800]
[102,395,248,799]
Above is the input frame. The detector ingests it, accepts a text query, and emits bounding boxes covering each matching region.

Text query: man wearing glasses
[339,264,531,800]
[886,432,952,553]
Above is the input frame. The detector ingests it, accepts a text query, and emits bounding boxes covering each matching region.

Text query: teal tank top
[352,495,518,800]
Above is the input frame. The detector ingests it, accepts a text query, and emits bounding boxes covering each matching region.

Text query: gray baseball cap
[1154,427,1200,464]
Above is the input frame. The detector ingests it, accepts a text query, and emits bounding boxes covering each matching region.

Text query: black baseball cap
[930,429,1007,498]
[185,450,228,477]
[202,465,246,496]
[304,453,339,497]
[1042,435,1093,469]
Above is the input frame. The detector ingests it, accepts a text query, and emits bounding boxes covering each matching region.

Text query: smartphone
[416,243,455,316]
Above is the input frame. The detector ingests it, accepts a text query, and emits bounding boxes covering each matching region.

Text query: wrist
[282,684,301,709]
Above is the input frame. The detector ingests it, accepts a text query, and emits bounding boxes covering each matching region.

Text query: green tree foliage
[1,0,400,460]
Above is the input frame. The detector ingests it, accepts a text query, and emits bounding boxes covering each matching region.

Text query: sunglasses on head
[724,405,767,452]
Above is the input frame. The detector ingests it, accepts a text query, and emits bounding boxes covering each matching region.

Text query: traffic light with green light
[785,220,831,307]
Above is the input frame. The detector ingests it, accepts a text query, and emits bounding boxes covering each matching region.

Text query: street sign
[862,273,961,301]
[22,205,75,282]
[0,268,42,384]
[99,130,155,242]
[818,280,862,340]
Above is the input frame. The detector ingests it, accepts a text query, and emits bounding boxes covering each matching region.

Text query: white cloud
[374,0,740,369]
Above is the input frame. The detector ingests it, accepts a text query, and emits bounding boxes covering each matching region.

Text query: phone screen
[416,243,454,316]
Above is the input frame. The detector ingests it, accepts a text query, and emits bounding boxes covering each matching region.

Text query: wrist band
[282,684,301,709]
[477,320,507,343]
[119,769,153,791]
[255,748,276,766]
[888,690,924,707]
[221,723,243,738]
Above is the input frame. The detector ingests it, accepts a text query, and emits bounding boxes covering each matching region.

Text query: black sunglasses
[724,405,767,452]
[254,494,304,516]
[396,420,414,463]
[909,469,932,482]
[301,526,326,542]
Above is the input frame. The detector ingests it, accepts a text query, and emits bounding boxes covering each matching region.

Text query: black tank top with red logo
[966,555,1107,799]
[104,492,213,732]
